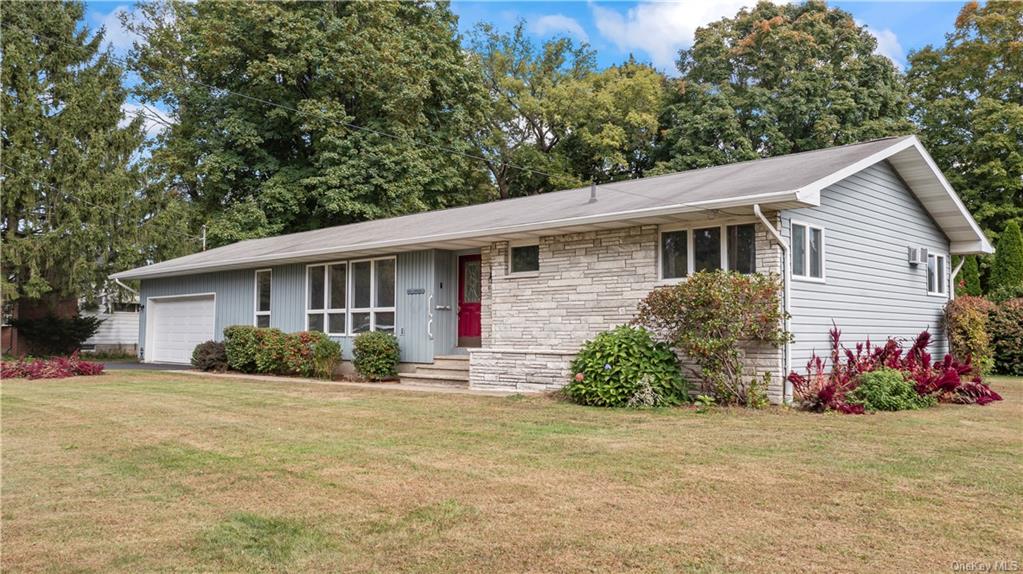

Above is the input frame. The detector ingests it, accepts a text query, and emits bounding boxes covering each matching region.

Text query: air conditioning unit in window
[908,247,923,266]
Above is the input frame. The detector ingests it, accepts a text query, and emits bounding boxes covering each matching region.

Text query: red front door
[458,254,482,347]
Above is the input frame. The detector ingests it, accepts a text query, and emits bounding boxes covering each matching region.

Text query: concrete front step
[431,355,470,370]
[413,366,470,379]
[399,373,469,388]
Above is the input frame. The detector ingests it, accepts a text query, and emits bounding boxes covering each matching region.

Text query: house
[111,135,992,403]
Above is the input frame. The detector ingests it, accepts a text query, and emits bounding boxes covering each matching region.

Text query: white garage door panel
[148,295,215,364]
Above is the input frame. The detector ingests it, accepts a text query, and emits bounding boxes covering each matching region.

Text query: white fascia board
[113,189,806,281]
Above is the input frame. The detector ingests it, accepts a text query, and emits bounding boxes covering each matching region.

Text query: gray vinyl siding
[138,250,455,364]
[138,270,254,355]
[782,161,950,370]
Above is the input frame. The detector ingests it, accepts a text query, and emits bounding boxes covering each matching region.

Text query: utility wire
[0,162,203,245]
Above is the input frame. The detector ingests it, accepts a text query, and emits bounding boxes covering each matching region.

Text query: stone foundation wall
[472,220,787,401]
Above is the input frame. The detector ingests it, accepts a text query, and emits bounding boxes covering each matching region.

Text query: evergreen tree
[656,0,912,171]
[990,221,1023,292]
[1,0,186,306]
[955,256,982,297]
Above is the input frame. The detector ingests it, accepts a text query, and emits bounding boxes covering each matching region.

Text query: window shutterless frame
[657,220,759,282]
[507,240,540,276]
[926,252,948,296]
[346,256,397,334]
[254,269,272,328]
[790,220,826,283]
[305,261,347,336]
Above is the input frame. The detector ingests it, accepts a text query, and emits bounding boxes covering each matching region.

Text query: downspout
[949,257,965,301]
[113,278,138,297]
[754,204,792,404]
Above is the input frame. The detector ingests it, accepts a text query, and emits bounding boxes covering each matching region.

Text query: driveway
[102,361,190,371]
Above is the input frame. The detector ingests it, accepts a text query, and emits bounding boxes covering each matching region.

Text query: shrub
[191,341,228,372]
[352,331,400,381]
[987,283,1023,303]
[566,326,689,407]
[845,368,936,412]
[989,220,1023,292]
[0,351,105,379]
[308,332,341,379]
[634,271,789,406]
[788,326,1002,413]
[223,325,260,372]
[10,314,103,356]
[943,296,995,375]
[990,298,1023,376]
[955,255,981,297]
[252,328,290,374]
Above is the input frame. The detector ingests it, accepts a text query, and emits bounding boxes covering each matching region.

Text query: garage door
[146,295,216,364]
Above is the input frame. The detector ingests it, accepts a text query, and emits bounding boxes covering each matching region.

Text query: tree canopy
[0,0,185,305]
[656,0,913,172]
[907,1,1023,237]
[127,0,491,246]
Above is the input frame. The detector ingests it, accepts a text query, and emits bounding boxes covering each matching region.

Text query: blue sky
[85,1,967,132]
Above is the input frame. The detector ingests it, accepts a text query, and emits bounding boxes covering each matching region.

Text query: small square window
[510,245,539,274]
[661,230,688,279]
[693,227,721,272]
[792,222,824,280]
[927,253,947,295]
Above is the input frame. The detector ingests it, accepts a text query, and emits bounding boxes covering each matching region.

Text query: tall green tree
[656,0,912,171]
[127,0,490,246]
[1,0,186,306]
[906,1,1023,236]
[469,21,594,198]
[990,221,1023,292]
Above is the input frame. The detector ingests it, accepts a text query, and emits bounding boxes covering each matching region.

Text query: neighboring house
[112,136,992,403]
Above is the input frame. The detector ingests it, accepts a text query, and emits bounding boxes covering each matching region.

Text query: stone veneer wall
[470,220,787,402]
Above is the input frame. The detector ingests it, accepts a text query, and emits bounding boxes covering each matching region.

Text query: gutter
[754,204,792,404]
[949,257,965,301]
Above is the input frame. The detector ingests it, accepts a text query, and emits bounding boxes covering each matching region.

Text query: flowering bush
[1,352,105,380]
[566,326,689,407]
[787,326,1002,414]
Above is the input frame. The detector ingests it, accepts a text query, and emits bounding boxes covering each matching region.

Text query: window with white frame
[791,222,824,280]
[306,262,347,335]
[509,244,539,274]
[927,252,947,295]
[255,269,271,328]
[350,257,396,334]
[659,223,757,280]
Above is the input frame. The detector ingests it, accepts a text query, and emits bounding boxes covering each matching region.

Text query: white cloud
[120,103,174,135]
[861,23,905,70]
[90,5,139,54]
[530,14,589,42]
[591,1,762,71]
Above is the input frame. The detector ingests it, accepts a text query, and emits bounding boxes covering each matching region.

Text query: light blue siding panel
[432,250,459,356]
[396,250,434,363]
[782,161,950,369]
[270,264,306,333]
[138,270,254,351]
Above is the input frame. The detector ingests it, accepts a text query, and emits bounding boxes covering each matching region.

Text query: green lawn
[2,372,1021,573]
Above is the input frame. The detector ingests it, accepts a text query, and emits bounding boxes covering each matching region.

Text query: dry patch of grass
[2,372,1021,573]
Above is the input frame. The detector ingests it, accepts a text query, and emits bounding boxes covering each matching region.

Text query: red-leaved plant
[787,325,1002,413]
[0,351,105,380]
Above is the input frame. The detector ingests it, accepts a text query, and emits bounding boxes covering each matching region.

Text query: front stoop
[399,355,469,388]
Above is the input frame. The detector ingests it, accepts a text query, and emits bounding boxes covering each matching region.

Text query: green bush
[307,332,341,379]
[191,340,228,372]
[990,221,1023,292]
[988,283,1023,303]
[955,255,981,296]
[223,325,261,372]
[943,296,995,375]
[990,298,1023,376]
[846,368,936,412]
[352,331,400,381]
[252,328,290,374]
[566,326,689,407]
[10,314,103,356]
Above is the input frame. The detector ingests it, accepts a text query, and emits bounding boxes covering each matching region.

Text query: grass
[1,372,1021,573]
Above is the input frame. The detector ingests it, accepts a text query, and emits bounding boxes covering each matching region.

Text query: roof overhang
[794,135,992,255]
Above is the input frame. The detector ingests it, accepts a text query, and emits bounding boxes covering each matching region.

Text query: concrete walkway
[165,369,528,397]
